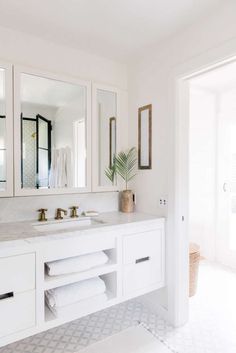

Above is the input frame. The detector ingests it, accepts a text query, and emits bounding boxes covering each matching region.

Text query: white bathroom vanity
[0,212,165,347]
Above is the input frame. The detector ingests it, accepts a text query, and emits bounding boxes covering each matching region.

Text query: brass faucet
[70,206,79,218]
[55,208,68,220]
[38,208,48,222]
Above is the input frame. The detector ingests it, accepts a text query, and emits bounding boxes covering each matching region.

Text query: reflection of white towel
[46,251,109,276]
[49,147,73,188]
[45,277,106,308]
[46,293,107,318]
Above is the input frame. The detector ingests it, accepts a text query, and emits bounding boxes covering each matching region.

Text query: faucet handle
[38,208,48,222]
[70,206,79,218]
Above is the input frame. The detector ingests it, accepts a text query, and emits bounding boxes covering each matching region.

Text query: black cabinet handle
[0,292,14,301]
[135,256,150,264]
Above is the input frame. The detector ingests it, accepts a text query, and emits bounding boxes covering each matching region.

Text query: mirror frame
[14,65,92,196]
[92,83,121,192]
[138,104,152,170]
[0,61,13,197]
[109,117,116,168]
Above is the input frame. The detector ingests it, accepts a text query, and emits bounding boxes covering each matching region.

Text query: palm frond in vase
[115,147,137,190]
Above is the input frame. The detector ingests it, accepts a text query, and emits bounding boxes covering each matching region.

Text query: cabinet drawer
[0,290,35,338]
[123,257,162,295]
[123,229,162,265]
[0,253,35,295]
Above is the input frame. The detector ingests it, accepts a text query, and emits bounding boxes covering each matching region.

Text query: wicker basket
[189,243,200,297]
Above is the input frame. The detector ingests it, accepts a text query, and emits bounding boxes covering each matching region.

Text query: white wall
[0,25,128,220]
[128,0,236,215]
[189,87,216,261]
[0,192,119,223]
[0,27,127,89]
[128,0,236,324]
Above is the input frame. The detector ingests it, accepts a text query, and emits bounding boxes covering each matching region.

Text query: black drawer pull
[0,292,14,301]
[135,256,150,264]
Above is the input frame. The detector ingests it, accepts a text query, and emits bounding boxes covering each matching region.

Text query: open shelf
[44,270,118,325]
[44,290,117,323]
[44,260,117,290]
[44,248,117,290]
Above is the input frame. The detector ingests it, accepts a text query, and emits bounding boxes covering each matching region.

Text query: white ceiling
[21,73,85,107]
[191,60,236,93]
[0,0,224,62]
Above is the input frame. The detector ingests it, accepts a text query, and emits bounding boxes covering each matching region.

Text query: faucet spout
[55,208,68,220]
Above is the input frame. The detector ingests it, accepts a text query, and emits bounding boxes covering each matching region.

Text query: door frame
[170,42,236,326]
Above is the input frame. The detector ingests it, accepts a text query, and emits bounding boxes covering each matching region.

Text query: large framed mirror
[92,84,120,191]
[0,62,13,197]
[14,67,91,195]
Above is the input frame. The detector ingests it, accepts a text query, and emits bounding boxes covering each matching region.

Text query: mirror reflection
[0,68,6,191]
[20,73,87,189]
[97,89,117,186]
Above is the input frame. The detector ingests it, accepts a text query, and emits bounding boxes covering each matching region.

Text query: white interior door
[217,108,236,269]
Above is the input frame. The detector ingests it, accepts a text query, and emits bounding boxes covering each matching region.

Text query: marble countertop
[0,212,164,244]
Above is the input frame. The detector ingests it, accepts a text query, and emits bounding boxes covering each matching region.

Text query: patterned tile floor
[1,261,236,353]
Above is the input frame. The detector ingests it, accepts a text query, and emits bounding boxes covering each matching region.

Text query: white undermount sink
[33,217,106,232]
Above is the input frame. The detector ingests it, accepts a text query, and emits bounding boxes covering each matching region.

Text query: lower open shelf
[44,290,117,323]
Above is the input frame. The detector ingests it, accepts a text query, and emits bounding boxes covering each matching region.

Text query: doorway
[189,60,236,269]
[177,59,236,350]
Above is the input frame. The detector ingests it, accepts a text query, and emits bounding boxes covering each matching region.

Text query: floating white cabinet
[0,218,165,348]
[0,253,36,339]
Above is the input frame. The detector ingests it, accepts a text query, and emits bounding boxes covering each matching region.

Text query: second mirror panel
[20,73,88,190]
[0,68,6,192]
[97,89,117,187]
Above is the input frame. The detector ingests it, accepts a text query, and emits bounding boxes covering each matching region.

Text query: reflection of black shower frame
[0,115,6,183]
[20,114,52,189]
[36,114,52,189]
[21,115,35,188]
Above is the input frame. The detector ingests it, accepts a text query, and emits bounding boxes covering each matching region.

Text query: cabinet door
[123,229,165,296]
[0,290,35,338]
[0,62,13,197]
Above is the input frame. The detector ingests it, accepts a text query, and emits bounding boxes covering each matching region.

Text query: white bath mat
[80,324,178,353]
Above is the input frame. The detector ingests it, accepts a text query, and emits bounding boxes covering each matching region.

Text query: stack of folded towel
[45,277,107,317]
[45,251,109,276]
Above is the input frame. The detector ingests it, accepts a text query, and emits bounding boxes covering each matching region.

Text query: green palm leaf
[105,147,137,190]
[104,155,116,184]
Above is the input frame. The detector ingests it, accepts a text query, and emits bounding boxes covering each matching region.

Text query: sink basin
[33,217,106,232]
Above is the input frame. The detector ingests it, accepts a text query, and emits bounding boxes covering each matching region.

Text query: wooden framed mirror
[138,104,152,169]
[109,117,116,168]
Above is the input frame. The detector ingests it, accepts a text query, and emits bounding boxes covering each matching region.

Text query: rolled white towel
[45,277,106,308]
[46,293,108,318]
[46,251,109,276]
